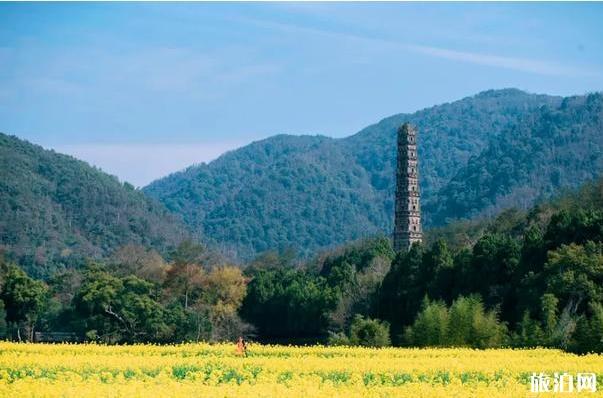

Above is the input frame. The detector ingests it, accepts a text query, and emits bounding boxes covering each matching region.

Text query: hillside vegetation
[0,134,190,277]
[1,177,601,354]
[146,89,602,259]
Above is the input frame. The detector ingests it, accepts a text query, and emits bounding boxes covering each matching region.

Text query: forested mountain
[3,89,594,270]
[0,134,190,278]
[146,89,602,259]
[239,178,603,351]
[427,93,603,223]
[1,176,601,351]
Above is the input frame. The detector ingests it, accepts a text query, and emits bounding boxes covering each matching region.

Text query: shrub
[329,315,390,347]
[349,315,391,347]
[404,295,508,348]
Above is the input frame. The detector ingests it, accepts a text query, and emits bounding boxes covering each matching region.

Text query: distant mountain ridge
[145,88,603,259]
[5,88,599,275]
[427,93,603,223]
[0,134,190,278]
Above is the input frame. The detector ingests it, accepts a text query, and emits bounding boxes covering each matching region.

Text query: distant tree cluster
[0,241,250,343]
[3,90,601,273]
[427,93,603,225]
[0,177,601,353]
[145,90,601,260]
[0,133,189,279]
[241,179,603,352]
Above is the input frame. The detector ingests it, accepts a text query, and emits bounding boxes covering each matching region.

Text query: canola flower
[0,342,602,397]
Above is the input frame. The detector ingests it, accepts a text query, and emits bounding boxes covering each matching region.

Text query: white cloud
[405,44,599,77]
[50,141,247,187]
[239,16,601,78]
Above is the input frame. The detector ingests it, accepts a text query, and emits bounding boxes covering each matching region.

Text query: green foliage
[319,236,395,279]
[403,298,449,347]
[0,260,48,340]
[423,240,455,302]
[0,140,601,352]
[467,234,520,322]
[316,237,394,330]
[404,295,507,349]
[171,240,206,266]
[376,245,433,343]
[377,180,603,352]
[67,260,249,344]
[0,133,190,278]
[512,311,545,347]
[240,267,338,340]
[541,293,559,338]
[348,315,391,347]
[328,315,391,347]
[544,209,603,250]
[544,241,603,314]
[145,90,601,260]
[428,94,603,225]
[0,300,7,339]
[571,302,603,354]
[73,265,171,343]
[326,331,350,346]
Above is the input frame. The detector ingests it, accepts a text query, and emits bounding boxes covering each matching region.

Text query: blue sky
[1,2,602,186]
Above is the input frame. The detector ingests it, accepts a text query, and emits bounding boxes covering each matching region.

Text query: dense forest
[0,88,601,352]
[3,90,600,271]
[145,89,602,259]
[1,178,601,353]
[427,93,603,223]
[0,133,191,278]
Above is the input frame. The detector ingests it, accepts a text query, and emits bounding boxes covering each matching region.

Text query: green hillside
[426,93,603,223]
[0,134,190,278]
[146,88,597,259]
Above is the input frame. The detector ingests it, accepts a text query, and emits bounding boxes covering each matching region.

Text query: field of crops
[1,342,602,397]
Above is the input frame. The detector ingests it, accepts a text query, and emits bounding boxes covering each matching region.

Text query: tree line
[144,91,601,261]
[0,179,601,353]
[0,241,250,343]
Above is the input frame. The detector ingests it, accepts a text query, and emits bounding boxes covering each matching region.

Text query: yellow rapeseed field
[1,341,602,397]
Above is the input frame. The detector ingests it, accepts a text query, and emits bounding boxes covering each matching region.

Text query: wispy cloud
[98,47,279,101]
[5,45,278,102]
[238,16,600,78]
[405,44,597,77]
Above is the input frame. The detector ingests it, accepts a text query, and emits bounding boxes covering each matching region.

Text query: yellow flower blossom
[0,342,601,397]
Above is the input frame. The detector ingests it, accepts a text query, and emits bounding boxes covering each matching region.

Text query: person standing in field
[236,336,247,357]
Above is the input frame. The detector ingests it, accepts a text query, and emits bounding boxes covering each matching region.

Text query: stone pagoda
[393,123,422,251]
